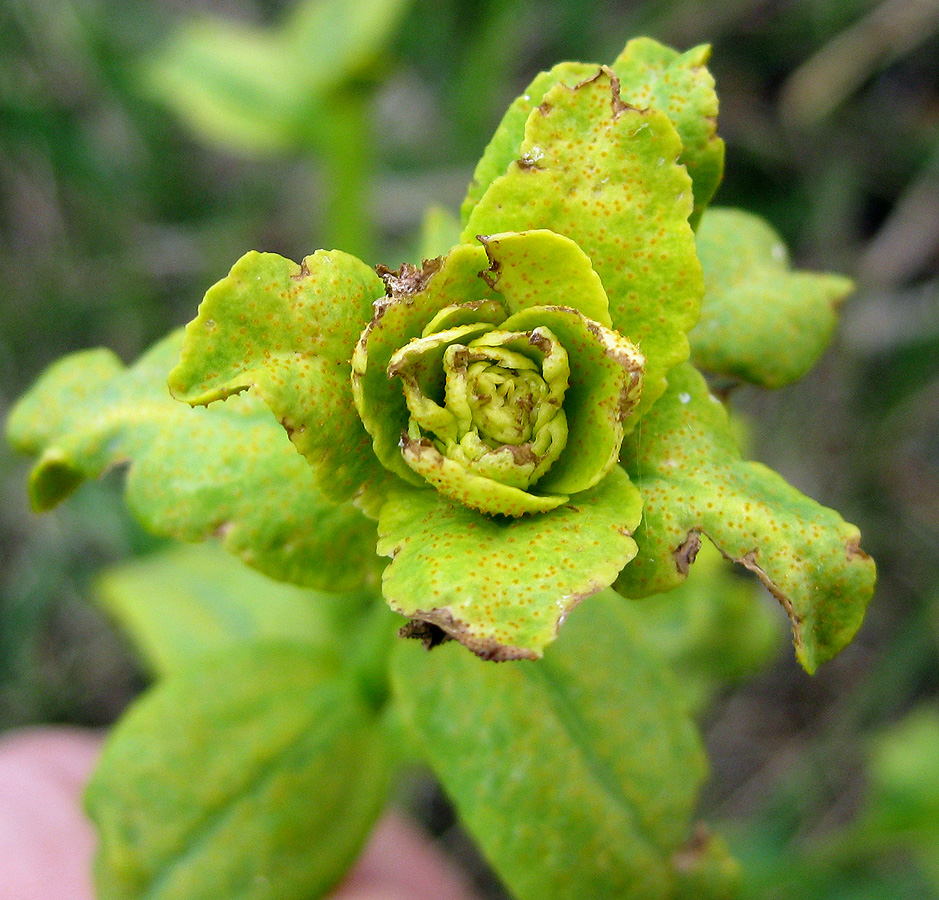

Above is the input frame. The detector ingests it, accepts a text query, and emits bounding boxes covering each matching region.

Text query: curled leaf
[377,465,641,660]
[615,363,875,673]
[463,68,702,415]
[612,38,724,229]
[168,249,390,510]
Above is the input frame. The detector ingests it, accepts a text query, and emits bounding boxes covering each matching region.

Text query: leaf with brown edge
[390,589,729,900]
[377,466,642,660]
[612,38,724,229]
[463,68,702,417]
[6,331,378,593]
[614,363,875,674]
[459,61,599,225]
[168,249,391,511]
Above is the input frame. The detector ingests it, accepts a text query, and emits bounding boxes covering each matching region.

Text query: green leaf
[6,331,378,592]
[611,38,724,229]
[143,0,411,155]
[463,68,703,415]
[142,18,308,155]
[459,61,599,224]
[615,363,875,674]
[352,244,494,487]
[284,0,412,90]
[377,465,642,660]
[169,249,390,509]
[479,229,613,326]
[692,208,854,388]
[391,589,731,900]
[86,643,390,900]
[94,543,376,678]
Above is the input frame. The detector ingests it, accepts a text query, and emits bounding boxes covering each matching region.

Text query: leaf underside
[6,331,378,592]
[615,363,875,673]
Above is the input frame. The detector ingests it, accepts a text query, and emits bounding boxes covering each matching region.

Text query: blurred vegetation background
[1,0,938,897]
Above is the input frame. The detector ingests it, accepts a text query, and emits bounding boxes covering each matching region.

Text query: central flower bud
[390,323,570,497]
[457,349,545,446]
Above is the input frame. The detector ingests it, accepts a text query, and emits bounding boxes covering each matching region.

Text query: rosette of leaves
[8,39,874,671]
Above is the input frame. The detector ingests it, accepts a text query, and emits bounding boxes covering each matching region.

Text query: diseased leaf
[459,61,599,224]
[95,543,376,678]
[692,208,853,388]
[86,643,390,900]
[615,363,875,673]
[479,229,613,326]
[377,466,641,660]
[392,589,727,900]
[612,38,724,229]
[463,69,702,415]
[168,249,390,508]
[6,332,377,592]
[352,243,494,487]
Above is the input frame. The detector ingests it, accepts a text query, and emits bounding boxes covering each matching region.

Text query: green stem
[313,86,375,262]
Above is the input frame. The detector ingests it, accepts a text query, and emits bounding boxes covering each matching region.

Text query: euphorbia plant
[6,36,875,900]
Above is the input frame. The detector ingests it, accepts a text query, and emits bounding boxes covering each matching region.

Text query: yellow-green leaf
[615,363,875,674]
[391,589,728,900]
[377,466,641,660]
[95,543,376,678]
[463,69,702,415]
[169,249,390,509]
[6,332,377,592]
[612,38,724,229]
[86,644,389,900]
[692,208,853,388]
